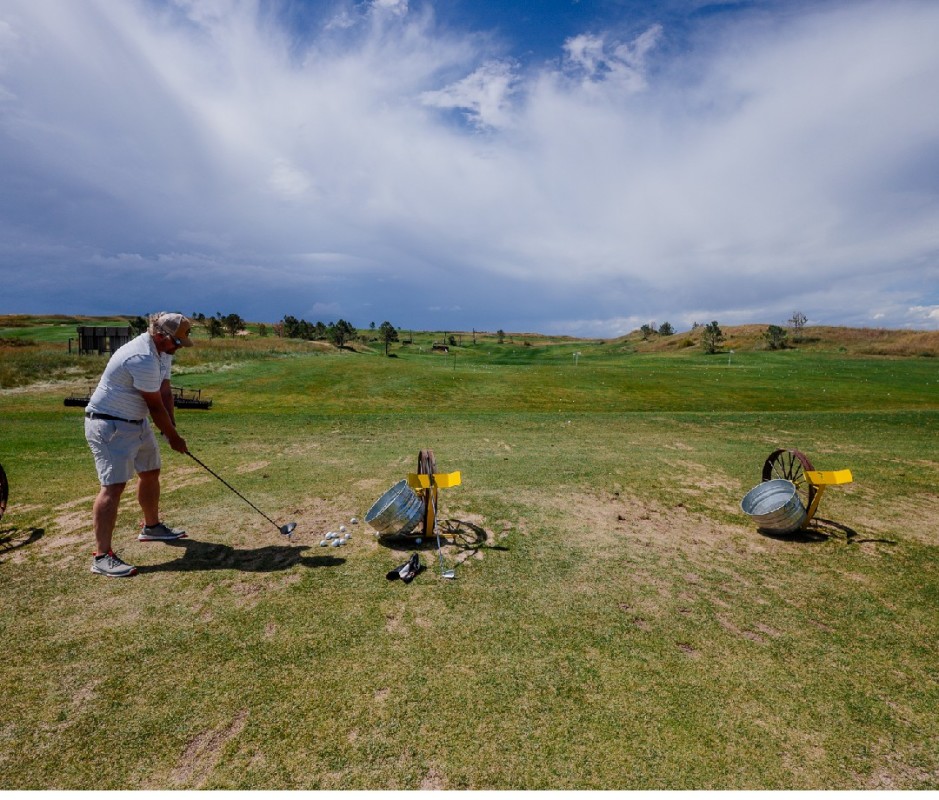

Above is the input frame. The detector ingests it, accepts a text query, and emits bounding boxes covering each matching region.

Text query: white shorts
[85,417,161,485]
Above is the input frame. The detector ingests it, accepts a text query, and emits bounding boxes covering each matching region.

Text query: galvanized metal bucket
[740,479,807,534]
[364,479,424,536]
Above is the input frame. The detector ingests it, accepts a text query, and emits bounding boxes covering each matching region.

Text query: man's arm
[140,389,187,453]
[159,379,176,427]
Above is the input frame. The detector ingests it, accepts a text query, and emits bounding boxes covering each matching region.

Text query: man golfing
[84,312,192,577]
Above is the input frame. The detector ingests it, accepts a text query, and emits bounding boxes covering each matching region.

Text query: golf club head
[280,522,297,538]
[442,569,456,579]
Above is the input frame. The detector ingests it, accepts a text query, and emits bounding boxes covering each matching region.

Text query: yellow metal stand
[407,470,462,537]
[803,469,853,526]
[406,449,461,538]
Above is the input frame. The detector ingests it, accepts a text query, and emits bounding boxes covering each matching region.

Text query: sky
[1,0,938,336]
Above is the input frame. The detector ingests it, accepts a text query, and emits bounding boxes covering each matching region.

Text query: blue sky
[1,0,937,335]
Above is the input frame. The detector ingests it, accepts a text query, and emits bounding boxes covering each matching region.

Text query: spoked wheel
[417,449,436,538]
[0,463,8,523]
[762,448,816,513]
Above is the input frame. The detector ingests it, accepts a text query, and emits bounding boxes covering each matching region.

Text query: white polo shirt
[86,333,172,421]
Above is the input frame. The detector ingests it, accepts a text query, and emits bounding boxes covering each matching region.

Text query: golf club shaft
[431,490,447,574]
[186,451,282,532]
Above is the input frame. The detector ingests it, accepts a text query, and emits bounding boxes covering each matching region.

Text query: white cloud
[420,59,518,129]
[0,0,937,333]
[267,158,313,198]
[562,24,662,92]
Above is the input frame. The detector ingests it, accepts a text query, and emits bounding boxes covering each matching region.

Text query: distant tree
[701,320,724,354]
[222,313,245,338]
[297,319,315,340]
[658,321,674,336]
[640,323,655,340]
[128,315,148,335]
[788,311,807,341]
[370,321,376,331]
[379,321,399,355]
[448,334,457,347]
[206,316,224,339]
[763,324,788,350]
[257,323,268,338]
[497,329,506,344]
[281,315,300,338]
[329,319,356,348]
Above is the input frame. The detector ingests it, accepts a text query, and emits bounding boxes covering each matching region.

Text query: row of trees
[192,312,249,338]
[278,315,400,354]
[763,312,808,350]
[278,315,357,347]
[640,321,675,338]
[140,309,807,357]
[701,311,806,354]
[127,311,249,339]
[633,311,807,355]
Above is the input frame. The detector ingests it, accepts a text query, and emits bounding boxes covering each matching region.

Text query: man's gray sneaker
[138,522,187,541]
[91,550,137,577]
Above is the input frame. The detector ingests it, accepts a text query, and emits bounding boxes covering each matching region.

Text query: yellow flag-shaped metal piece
[805,469,853,486]
[407,471,462,490]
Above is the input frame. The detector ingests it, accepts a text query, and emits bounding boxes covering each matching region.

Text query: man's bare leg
[93,483,126,554]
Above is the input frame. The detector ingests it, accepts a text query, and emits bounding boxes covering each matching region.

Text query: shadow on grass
[757,517,896,545]
[815,516,897,545]
[135,537,344,574]
[376,518,506,553]
[0,526,45,560]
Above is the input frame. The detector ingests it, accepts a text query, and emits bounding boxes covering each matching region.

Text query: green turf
[0,329,937,789]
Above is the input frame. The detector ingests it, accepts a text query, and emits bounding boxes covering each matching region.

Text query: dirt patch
[191,495,357,547]
[421,765,446,790]
[384,610,405,635]
[169,709,249,788]
[235,460,270,474]
[519,486,759,560]
[71,678,102,710]
[848,491,939,548]
[162,474,212,493]
[677,642,699,657]
[227,579,264,608]
[51,497,97,540]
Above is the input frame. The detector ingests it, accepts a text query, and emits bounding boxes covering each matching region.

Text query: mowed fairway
[1,328,937,789]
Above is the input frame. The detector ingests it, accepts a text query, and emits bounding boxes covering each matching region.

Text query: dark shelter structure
[74,325,132,355]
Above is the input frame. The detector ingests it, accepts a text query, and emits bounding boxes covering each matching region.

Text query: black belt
[85,411,144,424]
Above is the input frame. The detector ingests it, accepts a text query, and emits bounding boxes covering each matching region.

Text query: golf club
[186,452,297,538]
[430,490,455,579]
[0,462,8,523]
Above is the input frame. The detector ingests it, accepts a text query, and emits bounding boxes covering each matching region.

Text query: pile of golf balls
[319,521,354,548]
[320,517,359,547]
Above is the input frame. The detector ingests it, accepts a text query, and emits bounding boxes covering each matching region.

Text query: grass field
[1,320,937,789]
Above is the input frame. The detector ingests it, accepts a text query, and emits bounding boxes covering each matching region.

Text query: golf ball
[331,539,341,547]
[319,540,328,547]
[325,531,336,540]
[339,525,347,533]
[350,517,359,524]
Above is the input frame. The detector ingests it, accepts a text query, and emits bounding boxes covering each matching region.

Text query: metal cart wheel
[418,449,436,538]
[762,448,816,514]
[0,463,8,523]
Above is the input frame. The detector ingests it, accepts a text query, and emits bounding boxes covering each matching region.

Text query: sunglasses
[159,327,183,347]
